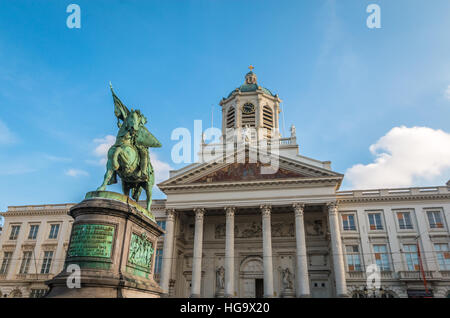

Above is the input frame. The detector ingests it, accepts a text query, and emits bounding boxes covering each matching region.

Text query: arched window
[262,105,274,138]
[226,106,235,129]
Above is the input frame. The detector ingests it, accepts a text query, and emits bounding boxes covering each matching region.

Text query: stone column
[191,208,205,298]
[160,209,176,296]
[327,202,348,297]
[293,203,310,297]
[260,204,274,298]
[224,207,236,297]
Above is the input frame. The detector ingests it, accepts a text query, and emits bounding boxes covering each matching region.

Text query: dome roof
[226,71,276,98]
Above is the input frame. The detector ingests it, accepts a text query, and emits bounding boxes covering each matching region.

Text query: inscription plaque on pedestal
[67,223,115,258]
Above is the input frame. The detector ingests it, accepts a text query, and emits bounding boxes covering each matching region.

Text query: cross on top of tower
[248,65,254,71]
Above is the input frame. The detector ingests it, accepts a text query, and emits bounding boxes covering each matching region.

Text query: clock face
[242,103,255,114]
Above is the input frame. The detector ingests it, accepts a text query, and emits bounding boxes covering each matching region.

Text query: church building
[155,69,450,298]
[1,70,450,298]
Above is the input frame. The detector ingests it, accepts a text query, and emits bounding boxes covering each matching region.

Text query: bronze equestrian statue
[97,84,162,212]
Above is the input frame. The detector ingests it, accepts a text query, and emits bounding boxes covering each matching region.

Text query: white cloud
[65,169,89,177]
[345,126,450,189]
[92,135,116,165]
[88,135,172,184]
[44,154,72,162]
[0,119,17,145]
[0,164,36,176]
[445,85,450,100]
[150,151,172,185]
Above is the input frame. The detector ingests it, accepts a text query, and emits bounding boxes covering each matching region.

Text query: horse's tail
[147,162,155,187]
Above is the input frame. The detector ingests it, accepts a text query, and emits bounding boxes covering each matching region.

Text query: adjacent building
[0,204,73,297]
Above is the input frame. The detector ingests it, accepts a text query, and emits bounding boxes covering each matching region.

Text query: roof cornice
[337,193,450,204]
[159,176,343,193]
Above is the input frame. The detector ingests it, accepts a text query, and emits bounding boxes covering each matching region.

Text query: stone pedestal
[215,289,225,298]
[45,191,164,298]
[281,288,296,298]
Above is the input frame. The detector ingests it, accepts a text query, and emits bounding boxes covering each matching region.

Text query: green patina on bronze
[69,261,112,271]
[85,190,155,221]
[97,84,162,215]
[126,233,154,279]
[67,224,115,258]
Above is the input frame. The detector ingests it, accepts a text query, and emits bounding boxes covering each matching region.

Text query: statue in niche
[281,267,293,291]
[216,266,225,290]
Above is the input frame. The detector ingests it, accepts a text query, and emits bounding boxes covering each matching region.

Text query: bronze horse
[97,87,161,212]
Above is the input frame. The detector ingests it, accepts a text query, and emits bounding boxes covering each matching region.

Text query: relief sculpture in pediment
[196,162,307,183]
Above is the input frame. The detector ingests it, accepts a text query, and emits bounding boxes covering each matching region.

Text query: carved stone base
[281,288,296,298]
[45,192,164,298]
[215,289,225,298]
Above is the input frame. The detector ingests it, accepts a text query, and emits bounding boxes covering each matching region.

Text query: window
[154,249,163,274]
[0,252,12,275]
[342,214,356,231]
[345,245,362,271]
[262,105,274,138]
[368,213,383,230]
[434,243,450,270]
[28,225,39,240]
[373,245,390,271]
[48,224,60,239]
[9,225,21,240]
[427,211,444,229]
[40,251,53,274]
[397,212,413,230]
[29,289,47,298]
[157,221,166,231]
[226,107,235,129]
[403,244,420,271]
[19,251,32,274]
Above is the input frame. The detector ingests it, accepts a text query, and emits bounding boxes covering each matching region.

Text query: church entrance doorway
[240,256,264,298]
[255,279,264,298]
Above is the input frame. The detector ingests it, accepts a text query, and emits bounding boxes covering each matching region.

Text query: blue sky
[1,0,450,216]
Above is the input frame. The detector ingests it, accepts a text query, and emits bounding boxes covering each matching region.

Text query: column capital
[292,203,305,216]
[260,204,272,217]
[327,202,338,215]
[224,206,236,217]
[165,208,176,221]
[194,208,205,220]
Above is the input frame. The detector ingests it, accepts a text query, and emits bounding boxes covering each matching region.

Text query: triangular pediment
[158,147,343,189]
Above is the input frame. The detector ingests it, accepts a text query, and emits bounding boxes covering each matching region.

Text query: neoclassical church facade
[154,70,450,298]
[1,70,450,298]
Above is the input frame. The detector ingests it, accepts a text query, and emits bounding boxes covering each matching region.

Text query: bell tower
[219,66,282,141]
